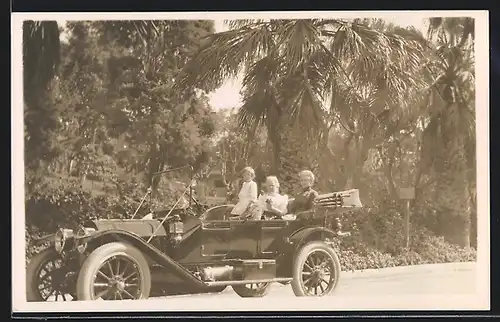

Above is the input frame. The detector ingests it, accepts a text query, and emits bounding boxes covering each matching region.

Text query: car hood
[88,218,168,237]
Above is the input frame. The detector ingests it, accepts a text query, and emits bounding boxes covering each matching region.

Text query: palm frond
[238,55,282,137]
[274,20,324,73]
[273,64,325,132]
[224,19,265,30]
[175,23,274,92]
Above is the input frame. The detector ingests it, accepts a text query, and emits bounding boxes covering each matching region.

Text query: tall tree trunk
[277,121,320,195]
[434,135,471,248]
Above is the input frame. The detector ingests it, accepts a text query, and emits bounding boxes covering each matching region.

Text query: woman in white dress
[230,167,258,216]
[245,176,288,220]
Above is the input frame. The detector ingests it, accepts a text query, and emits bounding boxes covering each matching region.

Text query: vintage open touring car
[26,166,362,301]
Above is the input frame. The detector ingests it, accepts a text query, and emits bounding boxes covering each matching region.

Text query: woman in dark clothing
[287,170,319,214]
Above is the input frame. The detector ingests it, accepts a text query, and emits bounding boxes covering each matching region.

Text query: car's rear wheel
[232,283,271,297]
[26,248,78,302]
[291,241,341,297]
[76,242,151,301]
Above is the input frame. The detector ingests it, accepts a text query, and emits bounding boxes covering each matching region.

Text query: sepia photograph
[12,10,490,313]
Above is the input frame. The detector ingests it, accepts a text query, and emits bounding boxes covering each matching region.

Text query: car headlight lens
[54,228,73,253]
[54,229,65,253]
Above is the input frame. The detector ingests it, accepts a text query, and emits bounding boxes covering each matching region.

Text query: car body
[26,167,362,301]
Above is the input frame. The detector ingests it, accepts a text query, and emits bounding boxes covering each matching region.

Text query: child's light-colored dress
[230,180,258,215]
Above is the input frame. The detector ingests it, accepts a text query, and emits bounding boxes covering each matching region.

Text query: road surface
[141,262,483,311]
[155,262,476,300]
[24,262,485,312]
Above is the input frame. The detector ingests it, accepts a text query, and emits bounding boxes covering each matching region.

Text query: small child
[230,167,258,216]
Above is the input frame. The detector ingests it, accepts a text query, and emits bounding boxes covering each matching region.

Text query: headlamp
[54,228,73,253]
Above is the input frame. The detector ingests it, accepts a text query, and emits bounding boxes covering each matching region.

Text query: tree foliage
[23,17,477,266]
[25,20,219,238]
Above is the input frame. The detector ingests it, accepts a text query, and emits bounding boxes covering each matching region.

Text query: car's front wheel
[76,242,151,301]
[291,241,341,297]
[232,283,271,297]
[26,248,78,302]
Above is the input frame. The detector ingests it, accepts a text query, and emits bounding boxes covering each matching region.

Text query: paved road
[30,262,482,311]
[155,262,477,299]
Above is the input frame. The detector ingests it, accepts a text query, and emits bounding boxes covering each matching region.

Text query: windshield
[150,166,194,211]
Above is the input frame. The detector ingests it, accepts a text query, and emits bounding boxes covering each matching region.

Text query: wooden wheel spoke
[40,273,52,283]
[311,253,320,266]
[98,270,111,281]
[117,291,124,300]
[116,259,121,276]
[42,289,55,301]
[39,277,52,288]
[123,271,137,281]
[96,289,109,299]
[107,261,114,276]
[120,262,131,277]
[94,282,108,287]
[123,289,135,299]
[303,262,313,271]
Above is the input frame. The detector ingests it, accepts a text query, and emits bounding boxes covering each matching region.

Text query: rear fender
[288,226,338,250]
[80,230,206,289]
[276,227,339,278]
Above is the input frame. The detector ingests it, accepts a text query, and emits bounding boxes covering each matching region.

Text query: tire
[232,283,271,298]
[76,242,151,301]
[26,248,77,302]
[291,241,341,297]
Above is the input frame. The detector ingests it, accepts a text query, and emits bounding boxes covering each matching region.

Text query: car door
[259,219,290,255]
[200,220,231,258]
[227,220,260,258]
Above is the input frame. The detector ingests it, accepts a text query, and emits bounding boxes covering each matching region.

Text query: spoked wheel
[26,248,77,302]
[76,242,151,301]
[291,241,341,297]
[232,282,271,298]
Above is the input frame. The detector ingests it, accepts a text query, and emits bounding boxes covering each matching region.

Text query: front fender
[32,234,55,246]
[78,230,206,289]
[79,229,150,246]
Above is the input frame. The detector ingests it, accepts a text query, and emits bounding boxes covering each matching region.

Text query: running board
[205,277,293,287]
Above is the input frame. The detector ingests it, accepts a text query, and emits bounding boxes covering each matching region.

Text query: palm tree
[23,20,62,105]
[177,19,428,194]
[420,17,475,247]
[23,21,62,174]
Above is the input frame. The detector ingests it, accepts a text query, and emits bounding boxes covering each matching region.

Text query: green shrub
[413,235,477,263]
[334,235,476,272]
